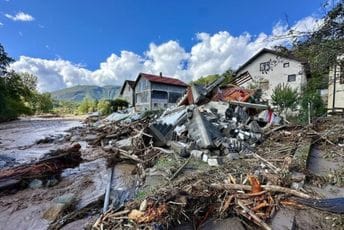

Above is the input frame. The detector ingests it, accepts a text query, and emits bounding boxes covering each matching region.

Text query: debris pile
[147,78,280,166]
[0,143,82,191]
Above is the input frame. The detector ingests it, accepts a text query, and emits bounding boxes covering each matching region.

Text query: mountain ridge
[50,85,121,102]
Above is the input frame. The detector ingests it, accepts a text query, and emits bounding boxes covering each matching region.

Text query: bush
[271,83,299,115]
[298,75,326,123]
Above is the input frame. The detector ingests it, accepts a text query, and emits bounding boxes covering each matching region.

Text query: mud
[0,117,138,230]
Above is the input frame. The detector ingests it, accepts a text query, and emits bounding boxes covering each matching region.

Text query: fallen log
[0,143,82,191]
[210,183,311,199]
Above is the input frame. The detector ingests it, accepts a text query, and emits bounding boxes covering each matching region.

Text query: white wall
[236,52,307,101]
[327,63,344,110]
[121,83,134,105]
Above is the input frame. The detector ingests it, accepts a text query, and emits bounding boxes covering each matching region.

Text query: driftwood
[0,143,82,190]
[169,157,190,181]
[210,183,311,199]
[237,199,271,230]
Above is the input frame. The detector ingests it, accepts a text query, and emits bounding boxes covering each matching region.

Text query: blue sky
[0,0,330,91]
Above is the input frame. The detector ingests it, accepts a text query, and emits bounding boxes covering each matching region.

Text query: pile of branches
[93,174,311,230]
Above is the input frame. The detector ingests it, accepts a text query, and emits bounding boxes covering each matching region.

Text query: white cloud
[0,22,3,27]
[5,12,34,22]
[10,16,321,92]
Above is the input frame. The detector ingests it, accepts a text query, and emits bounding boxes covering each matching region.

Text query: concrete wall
[327,63,344,110]
[120,83,134,106]
[135,77,151,111]
[151,83,186,110]
[135,77,186,111]
[236,52,307,102]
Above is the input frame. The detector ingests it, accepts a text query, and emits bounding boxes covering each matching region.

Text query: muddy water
[0,117,82,164]
[0,117,139,230]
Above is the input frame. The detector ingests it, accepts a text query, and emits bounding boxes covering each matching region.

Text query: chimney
[159,72,162,77]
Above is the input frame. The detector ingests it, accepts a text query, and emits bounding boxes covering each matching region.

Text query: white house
[327,55,344,113]
[134,72,188,111]
[234,48,310,102]
[119,80,135,106]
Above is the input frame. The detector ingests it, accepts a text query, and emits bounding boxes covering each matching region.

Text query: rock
[208,157,219,166]
[115,138,132,151]
[291,172,306,182]
[191,150,203,159]
[226,152,239,161]
[42,203,65,221]
[46,178,59,187]
[200,217,245,230]
[70,135,80,142]
[43,193,77,222]
[271,207,296,230]
[29,179,43,189]
[170,141,189,158]
[53,193,76,205]
[139,199,147,212]
[202,153,208,162]
[0,161,6,168]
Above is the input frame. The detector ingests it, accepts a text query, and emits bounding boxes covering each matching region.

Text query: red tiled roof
[140,73,188,87]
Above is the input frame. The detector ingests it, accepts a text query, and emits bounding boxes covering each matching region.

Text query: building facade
[119,80,135,106]
[327,55,344,112]
[235,48,309,102]
[134,73,187,111]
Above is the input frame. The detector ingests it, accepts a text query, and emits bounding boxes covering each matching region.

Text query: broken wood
[169,157,190,181]
[251,153,280,173]
[0,143,82,190]
[237,199,271,230]
[112,148,144,163]
[229,100,269,110]
[210,183,311,199]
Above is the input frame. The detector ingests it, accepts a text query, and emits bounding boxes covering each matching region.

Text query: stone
[46,178,59,187]
[271,207,296,230]
[115,138,132,151]
[170,141,189,158]
[191,150,203,159]
[53,193,76,205]
[43,193,77,222]
[208,157,219,167]
[202,153,208,162]
[70,135,80,142]
[139,199,147,212]
[291,172,306,182]
[226,152,239,161]
[42,203,65,221]
[200,217,245,230]
[29,179,43,189]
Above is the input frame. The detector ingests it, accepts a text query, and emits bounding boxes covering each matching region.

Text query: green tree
[78,97,91,114]
[34,93,54,113]
[111,98,129,111]
[97,99,111,115]
[193,69,234,86]
[299,74,326,122]
[0,44,14,75]
[271,83,299,115]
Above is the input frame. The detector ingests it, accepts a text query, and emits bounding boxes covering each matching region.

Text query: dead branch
[210,183,311,199]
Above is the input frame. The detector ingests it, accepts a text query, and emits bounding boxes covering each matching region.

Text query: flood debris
[0,143,82,191]
[1,78,344,229]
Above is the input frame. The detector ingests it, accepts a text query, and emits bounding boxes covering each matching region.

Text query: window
[152,90,168,99]
[287,74,296,82]
[283,62,290,68]
[168,92,182,103]
[260,62,270,72]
